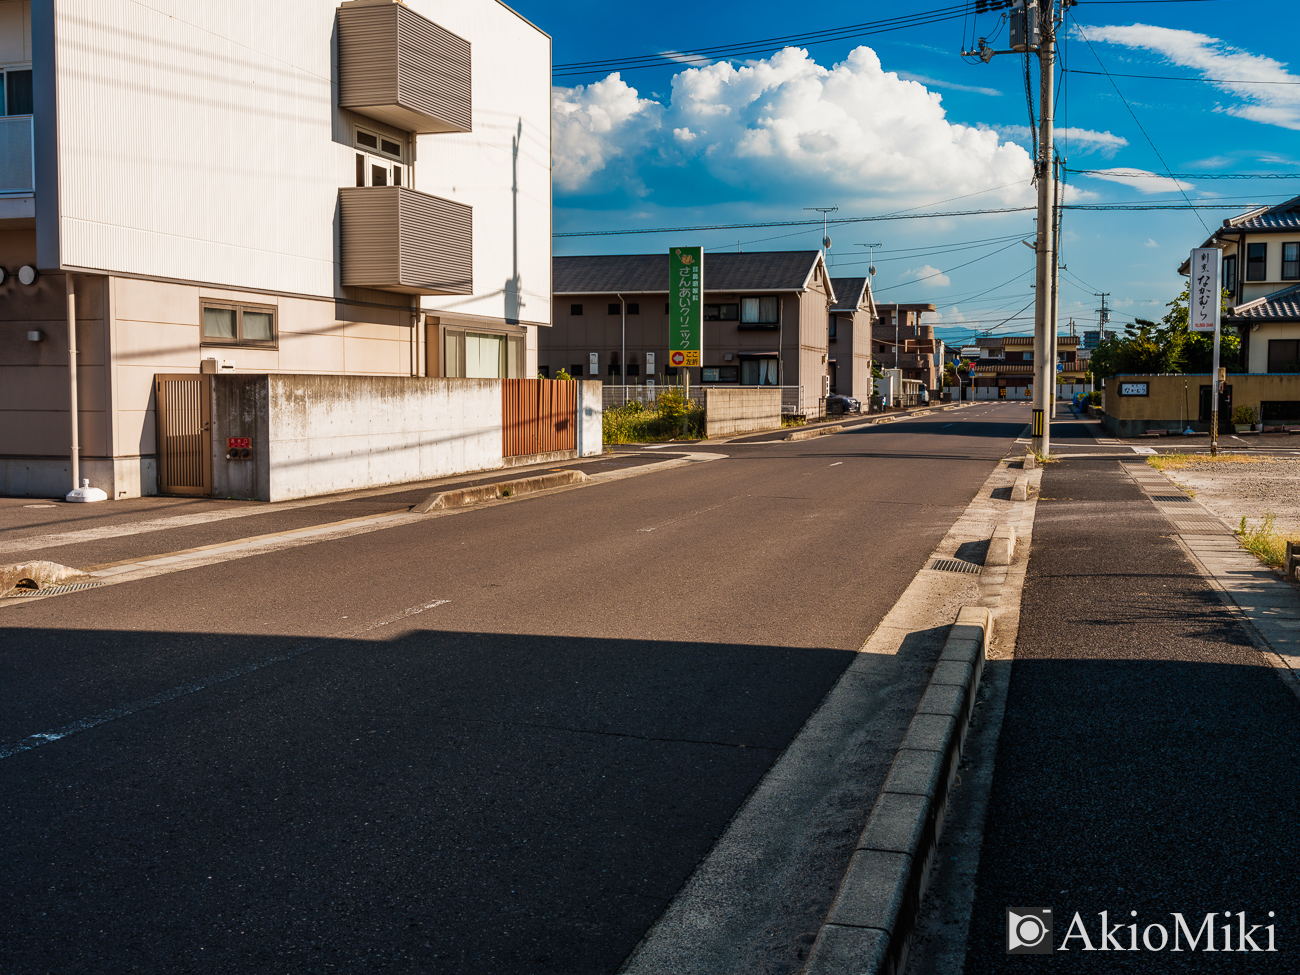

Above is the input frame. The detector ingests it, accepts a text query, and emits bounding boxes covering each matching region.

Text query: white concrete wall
[264,375,502,501]
[577,379,602,457]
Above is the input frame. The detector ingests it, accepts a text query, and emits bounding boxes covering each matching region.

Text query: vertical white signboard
[1189,248,1220,333]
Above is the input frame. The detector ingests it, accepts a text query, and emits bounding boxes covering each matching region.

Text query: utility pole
[1029,0,1057,456]
[1096,292,1111,341]
[1049,153,1063,418]
[965,0,1067,453]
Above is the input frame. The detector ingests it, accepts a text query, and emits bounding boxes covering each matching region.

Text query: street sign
[1189,248,1220,333]
[670,246,703,367]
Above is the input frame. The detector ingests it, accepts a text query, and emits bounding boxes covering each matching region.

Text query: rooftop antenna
[805,206,838,263]
[856,242,883,278]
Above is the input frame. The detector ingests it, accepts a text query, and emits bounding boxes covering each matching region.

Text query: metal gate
[155,374,212,495]
[503,379,577,458]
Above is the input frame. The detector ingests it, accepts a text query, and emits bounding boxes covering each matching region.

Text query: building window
[1247,242,1268,281]
[1284,243,1300,280]
[704,303,739,321]
[664,302,670,314]
[702,366,739,383]
[829,317,837,339]
[0,68,32,116]
[1223,254,1237,294]
[1268,340,1300,373]
[201,302,277,348]
[740,296,780,325]
[740,358,779,385]
[625,363,640,377]
[627,302,640,315]
[570,303,583,315]
[569,364,584,377]
[443,328,524,378]
[355,127,404,162]
[537,365,550,378]
[608,302,621,315]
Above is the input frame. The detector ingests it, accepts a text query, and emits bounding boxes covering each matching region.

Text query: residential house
[0,0,552,499]
[828,276,876,403]
[545,251,835,415]
[1181,195,1300,375]
[872,303,940,392]
[969,335,1085,398]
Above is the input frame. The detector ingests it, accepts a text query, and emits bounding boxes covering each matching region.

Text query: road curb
[803,605,992,975]
[412,469,589,512]
[785,424,843,442]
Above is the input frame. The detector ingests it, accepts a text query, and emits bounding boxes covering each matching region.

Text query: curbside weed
[1237,512,1287,569]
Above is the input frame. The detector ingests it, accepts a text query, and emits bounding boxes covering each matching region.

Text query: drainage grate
[1151,495,1194,503]
[2,582,106,598]
[930,559,983,574]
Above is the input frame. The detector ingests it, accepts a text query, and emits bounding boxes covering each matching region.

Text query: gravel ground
[1154,455,1300,538]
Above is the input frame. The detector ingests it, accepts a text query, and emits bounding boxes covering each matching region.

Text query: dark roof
[830,276,868,312]
[1227,196,1300,232]
[553,251,825,296]
[1228,283,1300,322]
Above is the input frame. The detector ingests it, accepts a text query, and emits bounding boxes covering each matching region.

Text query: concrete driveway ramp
[0,560,91,596]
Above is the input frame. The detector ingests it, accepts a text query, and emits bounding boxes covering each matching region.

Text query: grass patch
[1033,450,1060,464]
[781,415,807,428]
[1237,511,1287,569]
[1146,451,1267,471]
[603,389,705,443]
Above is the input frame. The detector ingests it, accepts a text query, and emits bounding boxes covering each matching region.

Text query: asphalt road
[2,404,1026,974]
[963,456,1300,970]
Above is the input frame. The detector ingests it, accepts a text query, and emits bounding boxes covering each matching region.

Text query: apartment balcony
[337,1,471,135]
[339,186,472,296]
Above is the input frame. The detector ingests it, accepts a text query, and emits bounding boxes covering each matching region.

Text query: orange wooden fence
[503,379,577,457]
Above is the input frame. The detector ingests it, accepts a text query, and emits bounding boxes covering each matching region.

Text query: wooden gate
[503,379,577,458]
[155,374,212,495]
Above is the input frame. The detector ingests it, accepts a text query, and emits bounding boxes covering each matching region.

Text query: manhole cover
[930,559,983,574]
[1151,495,1193,503]
[2,582,105,598]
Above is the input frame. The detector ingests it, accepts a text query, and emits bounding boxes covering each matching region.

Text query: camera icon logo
[1007,907,1053,954]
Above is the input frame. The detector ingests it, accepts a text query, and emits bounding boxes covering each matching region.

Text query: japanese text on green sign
[669,247,703,367]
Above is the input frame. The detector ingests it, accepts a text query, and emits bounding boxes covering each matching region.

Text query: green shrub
[1087,391,1102,406]
[1231,404,1257,425]
[603,388,705,443]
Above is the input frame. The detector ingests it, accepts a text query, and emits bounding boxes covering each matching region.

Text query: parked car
[826,393,861,414]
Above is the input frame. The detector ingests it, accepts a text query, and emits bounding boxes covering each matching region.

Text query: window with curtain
[200,302,276,348]
[1284,242,1299,280]
[740,296,779,325]
[740,358,780,385]
[443,329,524,378]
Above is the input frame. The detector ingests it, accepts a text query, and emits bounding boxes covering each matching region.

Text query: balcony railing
[339,185,472,295]
[0,115,34,195]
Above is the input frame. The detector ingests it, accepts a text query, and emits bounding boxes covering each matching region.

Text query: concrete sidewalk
[0,452,671,573]
[947,454,1300,970]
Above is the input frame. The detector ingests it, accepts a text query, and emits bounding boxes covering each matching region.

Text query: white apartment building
[0,0,551,498]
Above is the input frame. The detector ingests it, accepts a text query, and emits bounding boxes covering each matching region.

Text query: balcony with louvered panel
[339,186,472,296]
[337,1,472,135]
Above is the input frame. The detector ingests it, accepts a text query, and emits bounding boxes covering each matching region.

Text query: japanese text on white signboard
[1190,247,1220,334]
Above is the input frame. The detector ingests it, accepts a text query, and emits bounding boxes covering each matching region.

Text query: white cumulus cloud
[990,125,1129,157]
[905,265,952,288]
[551,74,663,193]
[1076,24,1300,131]
[1084,167,1195,194]
[551,46,1034,205]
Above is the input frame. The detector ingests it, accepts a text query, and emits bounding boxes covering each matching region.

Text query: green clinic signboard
[669,247,703,368]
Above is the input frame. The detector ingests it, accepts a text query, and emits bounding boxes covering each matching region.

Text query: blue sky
[511,0,1300,345]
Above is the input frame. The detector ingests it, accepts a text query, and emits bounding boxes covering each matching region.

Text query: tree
[1088,287,1237,381]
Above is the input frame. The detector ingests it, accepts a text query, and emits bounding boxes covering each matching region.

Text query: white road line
[829,462,843,467]
[1131,446,1157,455]
[0,598,453,761]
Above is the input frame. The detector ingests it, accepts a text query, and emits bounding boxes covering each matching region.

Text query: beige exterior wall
[0,260,428,497]
[703,387,782,438]
[830,308,873,402]
[542,281,832,409]
[1103,373,1300,433]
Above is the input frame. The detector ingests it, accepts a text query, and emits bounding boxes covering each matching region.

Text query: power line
[552,4,971,77]
[552,207,1037,238]
[1066,68,1300,86]
[1068,168,1300,179]
[1070,9,1211,234]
